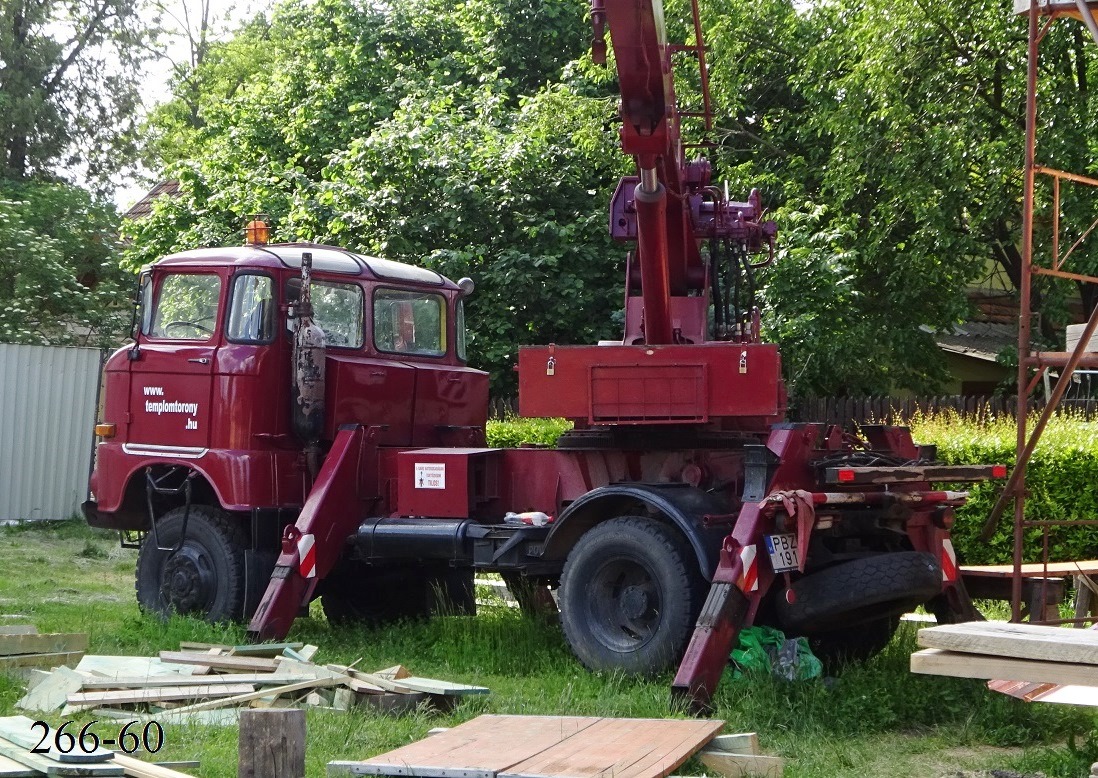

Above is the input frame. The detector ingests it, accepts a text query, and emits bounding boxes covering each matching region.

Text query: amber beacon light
[245,218,270,246]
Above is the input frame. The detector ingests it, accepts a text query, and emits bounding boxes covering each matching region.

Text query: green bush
[910,410,1098,566]
[485,417,572,448]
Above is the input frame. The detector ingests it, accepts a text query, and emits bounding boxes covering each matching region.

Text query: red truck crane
[83,0,1004,709]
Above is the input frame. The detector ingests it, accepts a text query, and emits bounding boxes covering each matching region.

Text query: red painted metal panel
[408,364,489,446]
[128,344,216,449]
[326,356,415,445]
[591,364,707,422]
[395,448,499,518]
[518,343,780,422]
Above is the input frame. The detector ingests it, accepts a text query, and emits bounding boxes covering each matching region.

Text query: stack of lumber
[0,714,193,777]
[911,620,1098,705]
[0,627,86,674]
[329,715,784,778]
[17,642,489,724]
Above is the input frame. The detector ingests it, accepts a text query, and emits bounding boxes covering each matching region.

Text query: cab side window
[148,274,221,340]
[227,274,275,343]
[374,289,446,357]
[312,281,364,348]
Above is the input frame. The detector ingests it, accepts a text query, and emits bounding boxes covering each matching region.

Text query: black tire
[559,516,704,676]
[322,564,474,626]
[135,505,249,622]
[807,614,901,671]
[775,551,941,635]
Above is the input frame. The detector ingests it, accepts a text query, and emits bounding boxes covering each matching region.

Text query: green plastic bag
[731,625,823,681]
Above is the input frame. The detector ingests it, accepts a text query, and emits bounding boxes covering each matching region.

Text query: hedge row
[910,411,1098,566]
[486,412,1098,567]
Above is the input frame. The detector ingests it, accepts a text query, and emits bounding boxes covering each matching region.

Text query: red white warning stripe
[737,545,759,592]
[941,538,958,583]
[298,533,317,579]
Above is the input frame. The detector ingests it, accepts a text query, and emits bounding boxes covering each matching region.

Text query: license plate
[765,533,799,573]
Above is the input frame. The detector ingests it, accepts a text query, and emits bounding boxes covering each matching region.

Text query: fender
[541,483,732,579]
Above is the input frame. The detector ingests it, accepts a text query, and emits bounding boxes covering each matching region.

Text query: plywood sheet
[498,717,722,778]
[339,715,723,778]
[917,621,1098,665]
[346,715,602,777]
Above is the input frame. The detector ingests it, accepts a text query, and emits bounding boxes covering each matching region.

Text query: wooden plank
[166,674,347,715]
[108,753,196,778]
[74,657,196,679]
[987,678,1098,706]
[708,734,759,756]
[77,673,308,690]
[238,709,305,778]
[499,717,722,778]
[0,754,38,777]
[326,667,413,694]
[226,643,303,657]
[960,561,1098,577]
[0,717,114,765]
[0,627,37,637]
[392,677,489,696]
[0,634,88,658]
[336,715,602,777]
[917,621,1098,665]
[17,667,87,713]
[696,750,786,778]
[911,648,1098,686]
[157,652,281,673]
[0,737,122,776]
[67,683,256,708]
[0,653,83,671]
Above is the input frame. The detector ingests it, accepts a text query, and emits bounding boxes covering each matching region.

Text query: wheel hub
[160,548,213,613]
[620,585,650,620]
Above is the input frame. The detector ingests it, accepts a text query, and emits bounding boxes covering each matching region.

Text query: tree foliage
[130,0,1098,397]
[0,0,150,185]
[0,182,129,345]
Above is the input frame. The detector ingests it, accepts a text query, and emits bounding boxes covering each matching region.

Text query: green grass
[1,521,1096,776]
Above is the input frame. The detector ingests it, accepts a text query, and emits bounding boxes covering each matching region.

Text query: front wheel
[558,516,704,676]
[135,506,249,622]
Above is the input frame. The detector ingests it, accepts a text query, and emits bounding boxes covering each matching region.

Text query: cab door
[127,271,223,453]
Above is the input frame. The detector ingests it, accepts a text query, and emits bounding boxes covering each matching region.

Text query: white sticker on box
[414,462,446,489]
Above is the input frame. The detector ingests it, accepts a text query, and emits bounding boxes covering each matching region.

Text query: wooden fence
[488,394,1098,426]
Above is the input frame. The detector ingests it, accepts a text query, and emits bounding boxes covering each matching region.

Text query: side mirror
[457,277,475,298]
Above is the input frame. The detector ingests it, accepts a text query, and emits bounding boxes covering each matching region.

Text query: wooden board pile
[329,714,785,778]
[911,620,1098,706]
[17,641,489,725]
[0,714,194,777]
[0,627,86,675]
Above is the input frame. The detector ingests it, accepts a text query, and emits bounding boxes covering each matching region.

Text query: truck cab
[84,237,487,621]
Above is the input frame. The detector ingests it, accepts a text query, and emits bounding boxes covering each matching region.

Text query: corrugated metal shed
[0,344,102,521]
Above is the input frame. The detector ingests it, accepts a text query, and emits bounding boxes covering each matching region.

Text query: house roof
[929,321,1017,363]
[123,180,180,220]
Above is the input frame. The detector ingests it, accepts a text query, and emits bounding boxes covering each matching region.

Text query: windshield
[147,273,221,340]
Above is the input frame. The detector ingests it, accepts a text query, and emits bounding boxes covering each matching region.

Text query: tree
[0,0,151,187]
[0,182,130,345]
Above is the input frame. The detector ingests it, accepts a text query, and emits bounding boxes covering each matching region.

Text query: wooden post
[238,708,306,778]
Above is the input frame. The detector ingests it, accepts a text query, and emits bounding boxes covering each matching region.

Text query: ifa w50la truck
[83,0,1004,708]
